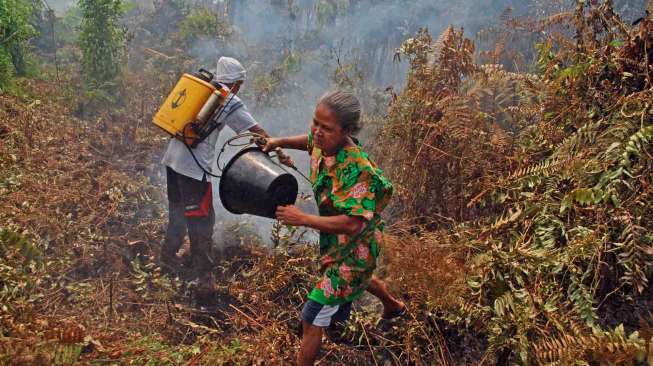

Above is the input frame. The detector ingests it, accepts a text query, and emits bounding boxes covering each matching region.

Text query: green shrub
[0,48,13,89]
[0,0,36,90]
[178,8,233,43]
[78,0,126,88]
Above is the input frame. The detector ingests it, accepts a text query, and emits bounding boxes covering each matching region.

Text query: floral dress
[307,133,393,306]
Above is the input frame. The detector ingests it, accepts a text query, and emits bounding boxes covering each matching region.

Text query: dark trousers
[162,167,215,274]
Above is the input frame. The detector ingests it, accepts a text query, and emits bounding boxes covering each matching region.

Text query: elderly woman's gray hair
[318,91,362,135]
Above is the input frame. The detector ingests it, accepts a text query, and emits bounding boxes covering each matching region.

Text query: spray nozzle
[252,136,268,147]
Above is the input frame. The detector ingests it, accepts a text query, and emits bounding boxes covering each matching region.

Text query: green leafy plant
[178,8,233,44]
[131,259,178,302]
[77,0,125,92]
[0,0,37,90]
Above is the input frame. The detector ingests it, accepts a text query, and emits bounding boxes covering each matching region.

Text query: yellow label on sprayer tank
[153,74,217,136]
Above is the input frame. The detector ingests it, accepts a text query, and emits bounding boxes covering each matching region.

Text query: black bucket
[219,147,298,218]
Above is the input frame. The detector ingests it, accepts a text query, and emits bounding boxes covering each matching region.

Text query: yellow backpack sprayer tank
[153,69,230,147]
[153,69,304,219]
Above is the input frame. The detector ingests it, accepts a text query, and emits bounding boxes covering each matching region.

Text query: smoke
[45,0,77,14]
[186,0,534,247]
[40,0,648,249]
[130,0,645,247]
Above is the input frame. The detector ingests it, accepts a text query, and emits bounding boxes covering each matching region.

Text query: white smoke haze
[46,0,77,14]
[193,0,532,247]
[49,0,646,247]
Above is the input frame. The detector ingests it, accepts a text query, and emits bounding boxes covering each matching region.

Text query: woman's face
[311,103,348,155]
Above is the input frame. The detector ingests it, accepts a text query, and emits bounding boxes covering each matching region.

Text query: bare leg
[367,275,405,318]
[298,321,323,366]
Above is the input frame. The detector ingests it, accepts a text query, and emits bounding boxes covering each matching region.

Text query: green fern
[552,120,603,159]
[493,291,515,317]
[506,157,570,183]
[568,272,598,328]
[51,343,83,365]
[489,205,523,231]
[620,125,653,168]
[615,218,651,294]
[534,324,647,364]
[533,214,565,249]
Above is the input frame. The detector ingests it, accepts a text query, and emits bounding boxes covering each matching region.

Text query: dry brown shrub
[382,230,467,312]
[0,77,167,364]
[378,27,538,226]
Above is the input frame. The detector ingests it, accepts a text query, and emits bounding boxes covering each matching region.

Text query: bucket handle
[214,133,312,183]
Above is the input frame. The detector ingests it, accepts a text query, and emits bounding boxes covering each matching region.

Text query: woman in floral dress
[263,91,405,366]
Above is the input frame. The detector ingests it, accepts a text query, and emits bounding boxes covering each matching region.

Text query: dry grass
[4,4,653,365]
[382,231,468,313]
[0,78,478,365]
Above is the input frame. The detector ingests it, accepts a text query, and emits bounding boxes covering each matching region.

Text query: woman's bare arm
[263,134,309,152]
[276,205,365,235]
[247,125,294,166]
[303,214,365,235]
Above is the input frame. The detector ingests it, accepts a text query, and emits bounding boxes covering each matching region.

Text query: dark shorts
[301,300,352,327]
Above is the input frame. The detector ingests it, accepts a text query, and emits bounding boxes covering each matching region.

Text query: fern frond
[534,323,647,364]
[493,291,515,317]
[506,157,568,181]
[552,120,603,158]
[538,11,575,30]
[568,272,598,328]
[620,124,653,167]
[432,25,454,60]
[489,205,523,232]
[614,216,652,294]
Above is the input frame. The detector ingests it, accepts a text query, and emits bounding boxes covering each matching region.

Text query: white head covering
[215,57,246,83]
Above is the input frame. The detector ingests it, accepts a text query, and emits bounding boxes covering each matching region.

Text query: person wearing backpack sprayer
[160,57,292,290]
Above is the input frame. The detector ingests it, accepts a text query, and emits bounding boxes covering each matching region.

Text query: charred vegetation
[1,0,653,365]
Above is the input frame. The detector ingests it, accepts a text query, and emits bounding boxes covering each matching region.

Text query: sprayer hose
[217,132,312,183]
[180,131,311,183]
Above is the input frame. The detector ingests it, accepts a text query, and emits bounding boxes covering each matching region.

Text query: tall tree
[77,0,125,89]
[0,0,36,89]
